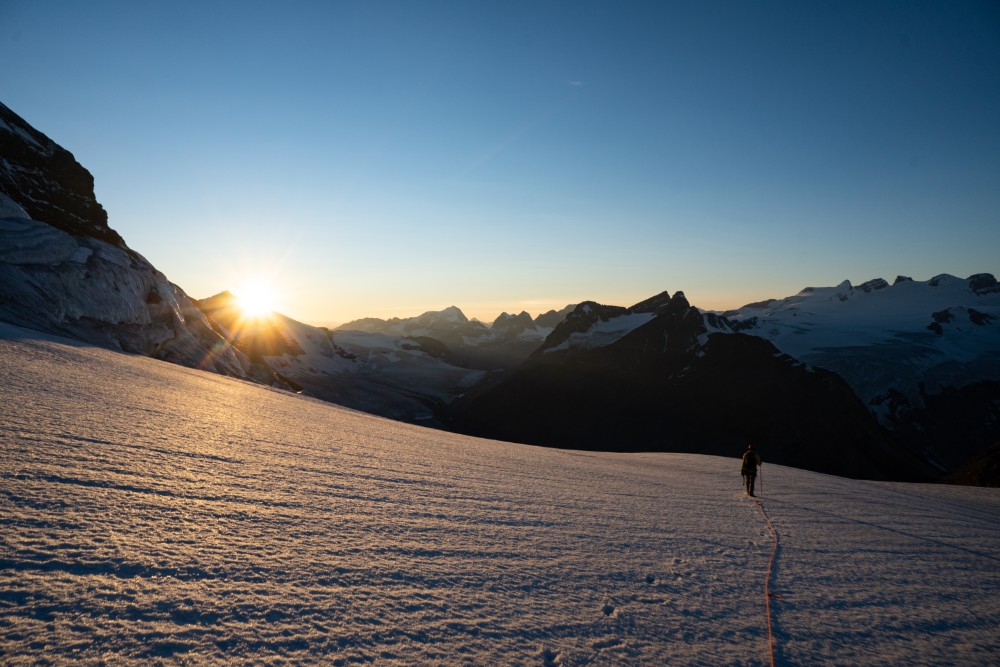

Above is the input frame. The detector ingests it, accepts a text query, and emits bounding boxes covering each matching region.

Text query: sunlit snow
[1,323,998,665]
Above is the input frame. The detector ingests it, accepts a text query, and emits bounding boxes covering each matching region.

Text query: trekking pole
[758,466,764,499]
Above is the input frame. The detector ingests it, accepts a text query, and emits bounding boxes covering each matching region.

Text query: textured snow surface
[2,324,999,666]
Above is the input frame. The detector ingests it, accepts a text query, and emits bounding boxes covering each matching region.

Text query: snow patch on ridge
[546,312,657,352]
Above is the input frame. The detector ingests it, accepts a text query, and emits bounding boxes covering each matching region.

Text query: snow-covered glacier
[723,274,1000,417]
[2,323,998,665]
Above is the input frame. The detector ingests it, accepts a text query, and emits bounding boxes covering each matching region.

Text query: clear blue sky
[3,0,998,325]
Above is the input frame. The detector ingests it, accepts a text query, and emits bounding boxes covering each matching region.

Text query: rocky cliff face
[0,102,282,385]
[0,102,124,248]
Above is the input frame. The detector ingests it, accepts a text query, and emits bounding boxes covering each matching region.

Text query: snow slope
[2,323,998,666]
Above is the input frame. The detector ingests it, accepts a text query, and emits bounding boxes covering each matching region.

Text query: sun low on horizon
[234,281,279,319]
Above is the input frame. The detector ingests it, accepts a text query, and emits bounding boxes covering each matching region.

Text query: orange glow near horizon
[234,281,279,319]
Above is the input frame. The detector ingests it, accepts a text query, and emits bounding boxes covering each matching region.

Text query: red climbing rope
[756,498,780,667]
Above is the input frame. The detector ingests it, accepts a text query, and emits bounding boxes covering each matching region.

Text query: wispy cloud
[568,81,584,87]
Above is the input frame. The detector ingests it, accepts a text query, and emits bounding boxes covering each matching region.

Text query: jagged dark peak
[893,275,913,285]
[670,291,689,309]
[968,273,999,295]
[494,310,531,322]
[653,291,697,332]
[0,101,124,248]
[628,290,672,314]
[492,310,534,330]
[858,278,890,293]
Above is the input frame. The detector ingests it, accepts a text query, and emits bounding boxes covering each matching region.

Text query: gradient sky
[3,1,998,325]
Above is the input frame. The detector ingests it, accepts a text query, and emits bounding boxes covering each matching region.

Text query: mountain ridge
[446,291,935,481]
[1,99,997,482]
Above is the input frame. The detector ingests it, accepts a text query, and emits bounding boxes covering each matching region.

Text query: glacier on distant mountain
[722,274,1000,419]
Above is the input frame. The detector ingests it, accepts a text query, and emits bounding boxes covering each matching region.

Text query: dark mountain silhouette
[447,292,935,482]
[942,441,1000,487]
[0,102,124,248]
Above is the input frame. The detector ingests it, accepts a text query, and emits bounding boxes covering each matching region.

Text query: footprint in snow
[602,600,617,616]
[592,636,623,651]
[541,648,560,666]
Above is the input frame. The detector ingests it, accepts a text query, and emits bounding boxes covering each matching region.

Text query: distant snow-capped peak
[724,273,999,354]
[722,273,1000,423]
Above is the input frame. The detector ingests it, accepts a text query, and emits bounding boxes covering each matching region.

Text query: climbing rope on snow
[756,498,781,667]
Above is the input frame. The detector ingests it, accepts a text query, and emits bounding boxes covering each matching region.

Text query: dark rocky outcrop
[858,278,890,292]
[969,273,1000,295]
[0,102,124,248]
[941,442,1000,488]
